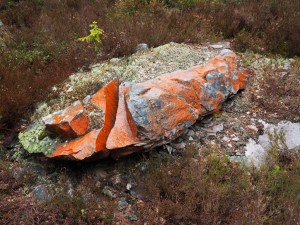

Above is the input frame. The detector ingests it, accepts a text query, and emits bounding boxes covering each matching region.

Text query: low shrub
[0,0,299,132]
[135,144,300,224]
[0,161,116,224]
[253,66,300,121]
[213,0,300,56]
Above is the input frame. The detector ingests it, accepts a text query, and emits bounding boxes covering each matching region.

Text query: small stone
[171,142,186,150]
[232,137,240,141]
[247,125,258,132]
[111,174,122,185]
[118,197,128,210]
[187,129,195,137]
[67,187,74,197]
[130,190,141,199]
[212,123,224,133]
[222,136,230,142]
[137,199,145,208]
[220,49,232,56]
[95,181,101,188]
[126,183,132,191]
[102,186,117,199]
[140,164,147,172]
[32,185,49,201]
[283,61,291,70]
[93,167,109,179]
[110,58,120,64]
[210,44,223,49]
[83,95,91,105]
[189,136,194,141]
[134,43,148,53]
[128,214,138,221]
[165,145,175,154]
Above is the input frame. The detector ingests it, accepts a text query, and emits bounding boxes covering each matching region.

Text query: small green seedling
[78,21,104,50]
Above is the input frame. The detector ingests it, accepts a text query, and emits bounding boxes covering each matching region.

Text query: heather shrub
[162,0,200,8]
[135,144,300,224]
[213,0,300,56]
[251,66,300,121]
[0,0,300,131]
[136,147,264,224]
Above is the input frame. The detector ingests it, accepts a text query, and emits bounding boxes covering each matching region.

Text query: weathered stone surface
[42,101,88,138]
[50,79,119,160]
[107,50,249,158]
[21,50,250,160]
[134,43,149,53]
[32,185,50,201]
[245,120,300,167]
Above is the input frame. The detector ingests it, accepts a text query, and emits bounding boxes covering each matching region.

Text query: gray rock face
[134,43,148,53]
[245,120,300,167]
[32,185,50,201]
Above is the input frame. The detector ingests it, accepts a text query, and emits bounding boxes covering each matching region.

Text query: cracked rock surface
[19,47,250,160]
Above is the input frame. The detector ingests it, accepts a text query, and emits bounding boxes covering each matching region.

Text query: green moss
[18,123,58,156]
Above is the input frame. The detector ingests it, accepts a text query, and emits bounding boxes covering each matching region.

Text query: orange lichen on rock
[106,86,139,150]
[50,79,120,160]
[105,50,250,155]
[51,129,101,160]
[91,79,120,113]
[42,101,88,138]
[42,49,250,160]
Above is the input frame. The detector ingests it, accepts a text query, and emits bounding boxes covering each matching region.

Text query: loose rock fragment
[42,101,88,138]
[50,80,120,160]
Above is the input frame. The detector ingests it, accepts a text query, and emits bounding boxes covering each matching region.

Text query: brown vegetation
[1,142,300,224]
[135,145,300,225]
[242,61,300,122]
[0,160,116,224]
[0,0,299,131]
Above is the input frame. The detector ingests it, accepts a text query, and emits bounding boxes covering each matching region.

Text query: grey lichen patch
[19,123,59,156]
[239,51,291,85]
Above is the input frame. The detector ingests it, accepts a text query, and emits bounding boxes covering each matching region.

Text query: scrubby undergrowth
[0,0,300,130]
[0,143,299,224]
[0,1,299,223]
[131,144,300,225]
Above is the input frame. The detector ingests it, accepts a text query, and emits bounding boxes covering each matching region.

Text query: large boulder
[106,50,248,158]
[20,49,250,160]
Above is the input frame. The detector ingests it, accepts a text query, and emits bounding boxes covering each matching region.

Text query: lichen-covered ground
[1,42,299,224]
